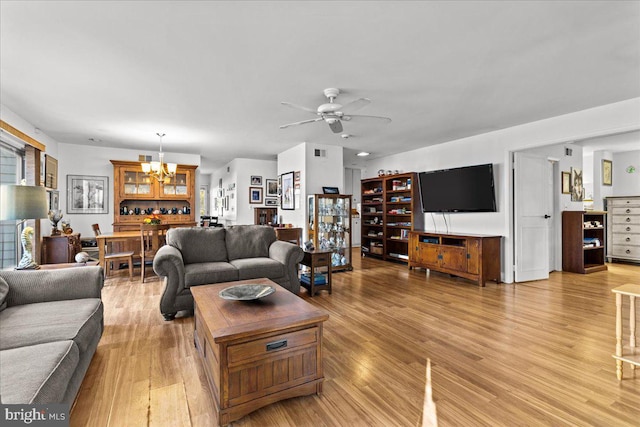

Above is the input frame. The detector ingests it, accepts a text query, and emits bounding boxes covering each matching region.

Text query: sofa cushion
[0,276,8,312]
[0,340,79,404]
[167,227,228,264]
[0,298,103,353]
[225,225,276,261]
[229,258,285,281]
[184,262,239,288]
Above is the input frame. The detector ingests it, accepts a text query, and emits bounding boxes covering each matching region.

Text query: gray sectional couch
[153,225,304,320]
[0,267,104,405]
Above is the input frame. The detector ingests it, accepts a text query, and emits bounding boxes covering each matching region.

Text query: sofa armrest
[153,245,186,315]
[269,240,303,282]
[0,266,103,307]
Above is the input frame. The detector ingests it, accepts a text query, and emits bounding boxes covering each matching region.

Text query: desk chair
[140,224,170,283]
[91,224,134,279]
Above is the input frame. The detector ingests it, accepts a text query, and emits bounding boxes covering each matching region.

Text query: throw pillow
[0,276,9,312]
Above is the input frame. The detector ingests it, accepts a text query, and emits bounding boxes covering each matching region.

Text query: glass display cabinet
[307,194,352,271]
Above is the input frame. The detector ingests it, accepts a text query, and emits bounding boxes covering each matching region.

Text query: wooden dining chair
[140,224,170,283]
[92,223,134,279]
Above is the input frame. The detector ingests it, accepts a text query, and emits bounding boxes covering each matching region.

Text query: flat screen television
[418,163,496,212]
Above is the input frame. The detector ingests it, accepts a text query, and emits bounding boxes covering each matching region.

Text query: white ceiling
[1,1,639,174]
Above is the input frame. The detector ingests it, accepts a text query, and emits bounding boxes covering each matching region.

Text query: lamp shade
[0,185,49,220]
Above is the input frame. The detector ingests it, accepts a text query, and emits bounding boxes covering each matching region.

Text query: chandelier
[141,133,177,184]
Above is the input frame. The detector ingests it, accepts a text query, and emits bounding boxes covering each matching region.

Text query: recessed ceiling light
[356,152,370,157]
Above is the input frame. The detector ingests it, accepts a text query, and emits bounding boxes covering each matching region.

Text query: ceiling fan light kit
[280,88,391,134]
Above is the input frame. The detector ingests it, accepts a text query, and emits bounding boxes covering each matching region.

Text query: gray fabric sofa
[153,225,304,320]
[0,267,103,405]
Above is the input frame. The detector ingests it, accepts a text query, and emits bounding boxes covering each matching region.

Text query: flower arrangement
[143,213,162,225]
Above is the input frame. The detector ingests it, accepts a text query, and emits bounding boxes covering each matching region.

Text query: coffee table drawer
[228,327,319,365]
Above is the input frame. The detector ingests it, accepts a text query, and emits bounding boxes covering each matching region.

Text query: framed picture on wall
[251,175,262,186]
[44,155,58,189]
[280,171,295,210]
[561,171,571,194]
[265,198,278,206]
[266,179,278,196]
[250,187,263,204]
[48,190,60,210]
[570,167,584,202]
[67,175,108,214]
[602,159,612,186]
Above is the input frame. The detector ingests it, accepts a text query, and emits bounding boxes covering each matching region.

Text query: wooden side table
[41,233,82,264]
[299,249,332,296]
[612,284,640,380]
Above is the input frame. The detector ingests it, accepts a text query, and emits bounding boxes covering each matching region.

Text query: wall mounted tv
[418,163,497,212]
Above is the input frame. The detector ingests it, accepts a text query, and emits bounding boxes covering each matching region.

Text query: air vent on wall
[565,147,573,156]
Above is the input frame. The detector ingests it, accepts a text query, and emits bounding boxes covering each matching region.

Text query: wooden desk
[192,278,328,426]
[299,250,332,296]
[274,227,302,246]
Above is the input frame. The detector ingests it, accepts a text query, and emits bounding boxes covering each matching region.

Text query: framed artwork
[44,155,58,189]
[250,187,263,204]
[251,175,262,186]
[266,179,278,196]
[322,186,340,194]
[265,198,278,206]
[602,159,612,186]
[281,171,295,210]
[48,190,60,210]
[570,167,584,202]
[561,172,571,194]
[67,175,108,214]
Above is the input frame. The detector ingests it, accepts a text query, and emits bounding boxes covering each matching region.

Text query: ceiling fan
[280,88,391,134]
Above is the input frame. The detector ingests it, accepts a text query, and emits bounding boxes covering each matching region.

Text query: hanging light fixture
[141,133,177,184]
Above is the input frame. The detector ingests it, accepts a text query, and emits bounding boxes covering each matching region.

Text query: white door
[514,152,553,282]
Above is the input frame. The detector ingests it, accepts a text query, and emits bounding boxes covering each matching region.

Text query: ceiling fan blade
[340,97,371,113]
[281,101,317,114]
[327,119,343,133]
[342,114,392,123]
[280,117,323,129]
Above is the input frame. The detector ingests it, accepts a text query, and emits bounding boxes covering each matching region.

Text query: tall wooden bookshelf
[361,172,423,263]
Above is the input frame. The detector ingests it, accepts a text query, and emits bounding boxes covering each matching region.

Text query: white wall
[612,150,640,196]
[277,143,306,228]
[231,158,277,225]
[211,158,277,225]
[592,150,614,210]
[57,143,201,237]
[364,98,640,283]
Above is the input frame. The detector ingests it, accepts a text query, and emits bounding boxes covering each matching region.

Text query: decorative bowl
[219,284,275,301]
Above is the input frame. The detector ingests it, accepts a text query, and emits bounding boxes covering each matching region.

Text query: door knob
[544,214,551,219]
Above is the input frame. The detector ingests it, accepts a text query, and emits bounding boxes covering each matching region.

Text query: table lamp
[0,184,49,269]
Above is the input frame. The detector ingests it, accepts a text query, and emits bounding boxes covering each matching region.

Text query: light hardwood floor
[71,252,640,426]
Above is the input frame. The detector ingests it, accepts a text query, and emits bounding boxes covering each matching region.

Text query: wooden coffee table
[191,278,329,426]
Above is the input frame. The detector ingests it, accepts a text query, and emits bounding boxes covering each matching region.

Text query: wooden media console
[408,231,501,286]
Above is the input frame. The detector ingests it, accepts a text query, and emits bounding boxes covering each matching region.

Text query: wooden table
[191,278,329,426]
[612,284,640,380]
[95,231,141,268]
[299,249,332,296]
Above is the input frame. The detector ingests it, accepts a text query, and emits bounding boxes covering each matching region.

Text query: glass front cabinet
[307,194,352,271]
